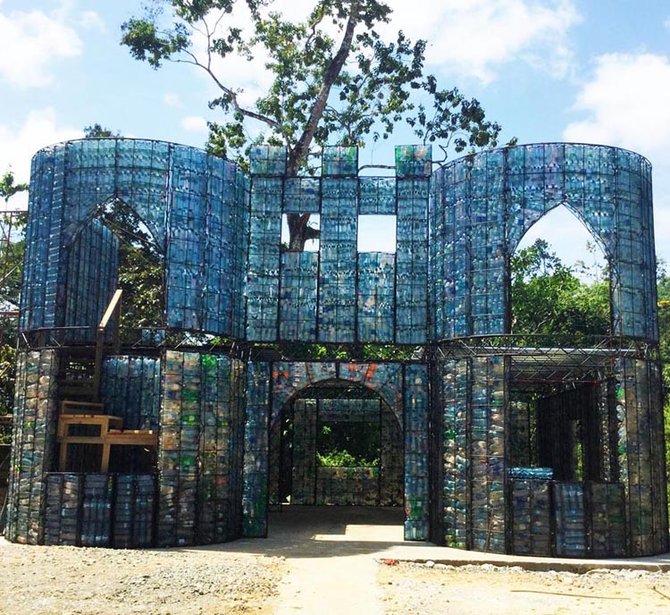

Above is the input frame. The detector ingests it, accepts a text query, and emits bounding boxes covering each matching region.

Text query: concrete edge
[382,557,670,573]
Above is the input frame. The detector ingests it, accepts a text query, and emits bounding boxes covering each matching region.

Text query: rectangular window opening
[357,215,397,253]
[281,213,320,252]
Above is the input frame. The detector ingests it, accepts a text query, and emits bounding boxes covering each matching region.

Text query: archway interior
[60,198,164,474]
[508,203,615,482]
[269,381,403,509]
[65,198,165,343]
[506,204,625,555]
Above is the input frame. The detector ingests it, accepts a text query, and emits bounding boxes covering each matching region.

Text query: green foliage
[0,213,27,313]
[84,124,121,138]
[657,274,670,499]
[121,1,502,168]
[317,419,380,467]
[317,449,378,467]
[0,173,27,423]
[0,171,28,203]
[511,239,610,341]
[258,341,421,361]
[121,1,505,247]
[97,200,164,334]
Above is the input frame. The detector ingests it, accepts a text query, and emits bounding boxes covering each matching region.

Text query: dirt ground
[0,540,285,615]
[3,540,670,615]
[2,507,670,615]
[379,562,670,615]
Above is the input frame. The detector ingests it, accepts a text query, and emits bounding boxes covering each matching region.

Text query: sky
[1,0,670,272]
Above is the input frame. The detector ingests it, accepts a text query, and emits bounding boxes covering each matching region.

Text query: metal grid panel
[21,139,248,337]
[318,177,358,342]
[243,361,271,537]
[64,219,118,340]
[404,363,429,540]
[100,356,161,430]
[246,177,282,341]
[158,351,245,547]
[431,143,658,341]
[5,349,59,544]
[280,252,318,341]
[396,176,429,343]
[357,252,395,342]
[440,358,469,548]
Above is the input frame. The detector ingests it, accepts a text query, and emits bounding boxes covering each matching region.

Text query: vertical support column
[246,146,285,342]
[395,146,430,344]
[439,357,469,548]
[380,399,403,506]
[5,349,59,544]
[318,146,358,342]
[404,364,429,540]
[198,353,243,544]
[615,358,669,555]
[157,351,201,547]
[469,356,506,553]
[243,361,270,537]
[291,399,317,504]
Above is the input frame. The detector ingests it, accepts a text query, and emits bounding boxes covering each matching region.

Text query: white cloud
[0,109,82,209]
[563,53,670,157]
[164,93,182,108]
[563,52,670,266]
[0,3,82,87]
[181,116,208,133]
[384,0,581,83]
[79,10,105,32]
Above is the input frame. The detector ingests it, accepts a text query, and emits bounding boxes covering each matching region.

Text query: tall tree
[83,124,121,138]
[121,0,504,249]
[0,171,28,422]
[511,239,610,341]
[0,171,28,204]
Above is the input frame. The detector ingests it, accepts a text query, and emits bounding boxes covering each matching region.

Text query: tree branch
[287,1,360,174]
[184,58,281,130]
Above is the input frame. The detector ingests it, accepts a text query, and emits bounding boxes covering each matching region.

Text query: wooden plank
[60,400,105,415]
[57,415,123,438]
[99,289,123,330]
[105,432,158,446]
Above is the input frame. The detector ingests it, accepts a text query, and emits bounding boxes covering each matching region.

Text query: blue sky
[1,0,670,271]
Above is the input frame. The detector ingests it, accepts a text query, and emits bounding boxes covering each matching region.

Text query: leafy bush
[317,449,378,467]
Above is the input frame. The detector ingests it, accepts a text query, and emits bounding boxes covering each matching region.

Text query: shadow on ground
[191,505,423,559]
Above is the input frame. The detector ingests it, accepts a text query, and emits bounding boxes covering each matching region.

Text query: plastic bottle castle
[5,139,668,557]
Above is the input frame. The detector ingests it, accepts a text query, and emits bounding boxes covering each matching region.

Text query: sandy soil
[379,561,670,615]
[3,506,670,615]
[0,539,285,615]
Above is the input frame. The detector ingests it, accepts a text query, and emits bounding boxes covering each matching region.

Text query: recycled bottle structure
[5,139,667,557]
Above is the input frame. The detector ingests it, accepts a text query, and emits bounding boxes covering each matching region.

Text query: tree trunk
[287,213,319,251]
[285,3,360,251]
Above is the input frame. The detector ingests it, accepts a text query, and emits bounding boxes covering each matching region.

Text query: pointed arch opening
[64,197,165,343]
[507,203,618,490]
[510,203,611,340]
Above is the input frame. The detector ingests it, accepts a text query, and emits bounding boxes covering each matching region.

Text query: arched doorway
[64,197,165,341]
[269,379,403,510]
[506,203,624,556]
[58,198,164,474]
[508,202,613,481]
